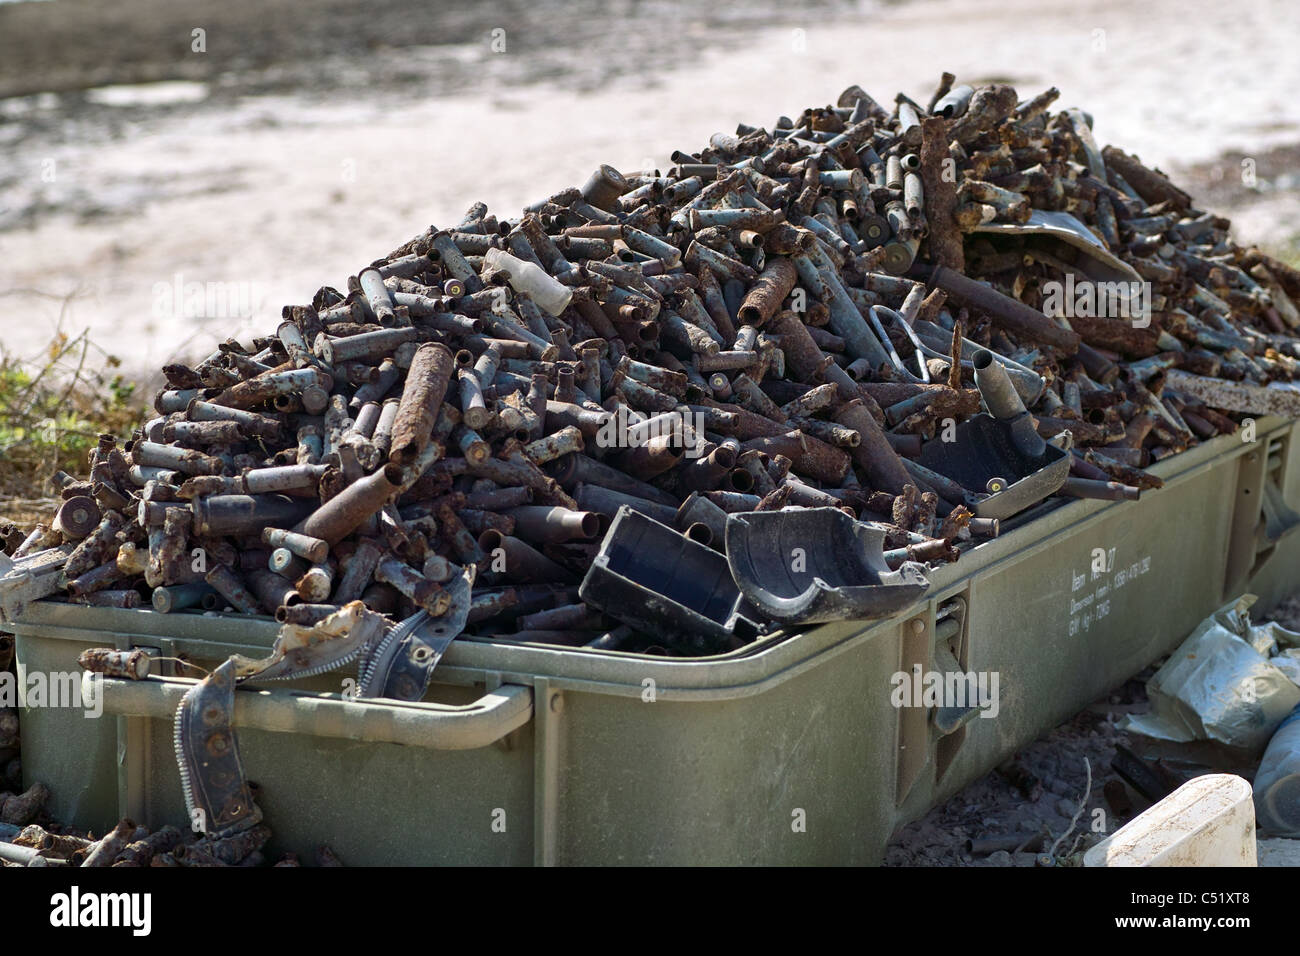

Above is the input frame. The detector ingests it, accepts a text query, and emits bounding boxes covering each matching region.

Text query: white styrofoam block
[1084,773,1256,867]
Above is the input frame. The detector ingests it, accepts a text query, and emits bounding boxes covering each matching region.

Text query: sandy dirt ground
[887,598,1300,866]
[2,0,1299,380]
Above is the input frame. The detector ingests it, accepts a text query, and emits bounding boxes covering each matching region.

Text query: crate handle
[1261,481,1300,546]
[100,675,534,751]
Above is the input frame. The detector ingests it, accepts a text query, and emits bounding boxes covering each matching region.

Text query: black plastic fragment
[578,506,763,653]
[724,507,929,625]
[915,349,1070,519]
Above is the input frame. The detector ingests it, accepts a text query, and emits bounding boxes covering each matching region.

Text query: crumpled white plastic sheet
[1121,595,1300,752]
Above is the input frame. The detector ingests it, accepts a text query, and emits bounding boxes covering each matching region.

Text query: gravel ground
[887,598,1300,866]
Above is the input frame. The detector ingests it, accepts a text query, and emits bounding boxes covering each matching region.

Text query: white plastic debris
[1120,594,1300,752]
[1084,773,1256,867]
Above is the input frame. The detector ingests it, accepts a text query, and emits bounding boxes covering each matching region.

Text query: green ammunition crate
[10,416,1300,864]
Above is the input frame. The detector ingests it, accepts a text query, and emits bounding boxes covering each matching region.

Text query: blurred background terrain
[1,0,1298,379]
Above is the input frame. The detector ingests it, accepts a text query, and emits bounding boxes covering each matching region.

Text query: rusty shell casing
[454,425,491,465]
[459,509,516,537]
[517,602,604,631]
[374,555,450,616]
[156,388,217,414]
[81,818,140,867]
[700,489,762,513]
[242,464,328,495]
[92,480,133,514]
[271,320,311,370]
[334,537,383,603]
[790,416,861,448]
[370,399,401,460]
[295,464,403,545]
[78,647,150,680]
[390,343,456,467]
[65,560,123,597]
[63,511,125,580]
[673,442,738,492]
[52,496,102,540]
[614,434,686,480]
[350,358,402,409]
[204,564,263,615]
[113,826,183,867]
[695,350,759,373]
[543,401,612,437]
[580,164,631,212]
[619,357,688,397]
[347,401,382,441]
[130,441,224,477]
[177,475,243,498]
[613,375,679,412]
[546,452,680,506]
[213,367,334,411]
[314,327,420,366]
[191,495,315,537]
[458,368,492,430]
[572,482,678,525]
[767,310,836,383]
[436,501,488,565]
[357,267,399,327]
[246,568,302,614]
[261,528,330,564]
[1059,477,1141,501]
[186,400,283,441]
[926,265,1079,352]
[163,420,246,446]
[903,170,924,220]
[461,485,533,510]
[522,425,585,464]
[502,506,601,544]
[781,382,839,418]
[294,562,335,604]
[268,548,310,578]
[1100,145,1192,211]
[152,583,216,613]
[735,450,776,496]
[15,824,94,857]
[835,399,918,497]
[675,490,730,543]
[71,589,144,609]
[147,507,192,588]
[738,258,798,327]
[430,230,485,293]
[274,603,343,625]
[478,530,575,584]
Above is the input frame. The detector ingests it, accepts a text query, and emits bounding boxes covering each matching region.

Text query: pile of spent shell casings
[1,816,340,867]
[5,75,1300,656]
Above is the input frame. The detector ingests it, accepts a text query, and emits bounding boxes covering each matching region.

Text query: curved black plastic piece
[915,414,1070,520]
[724,508,929,624]
[914,348,1069,520]
[579,506,763,653]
